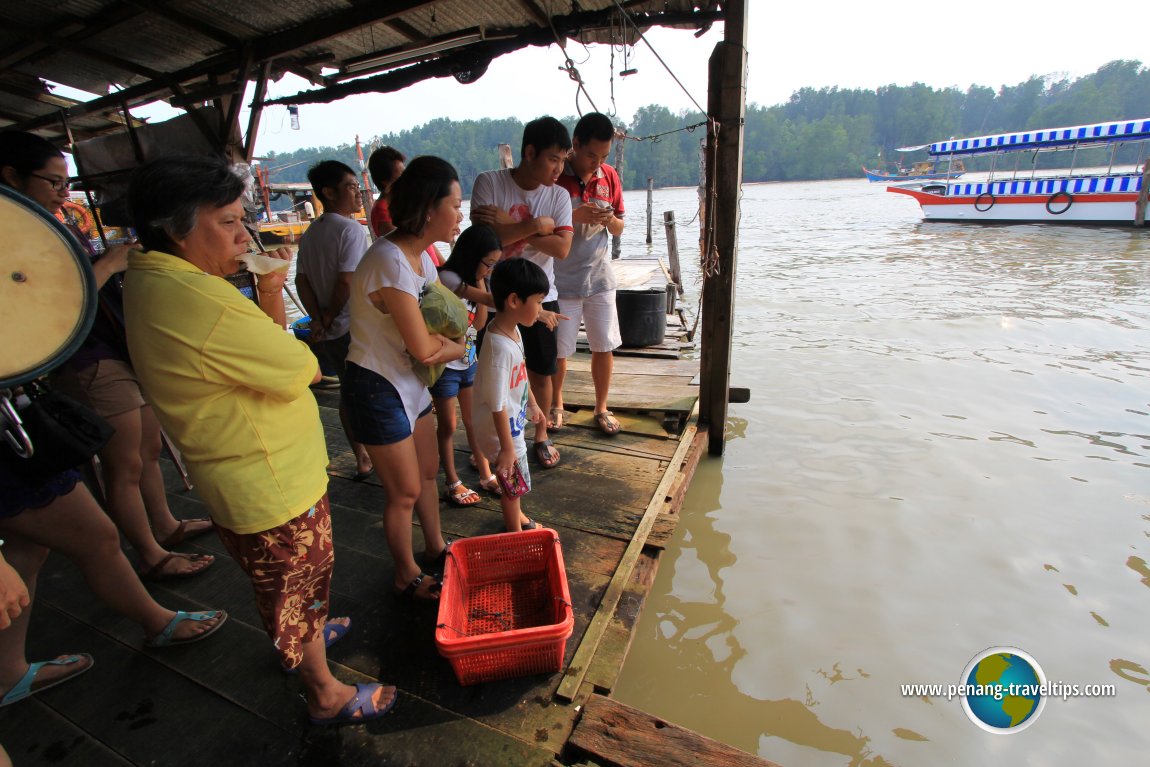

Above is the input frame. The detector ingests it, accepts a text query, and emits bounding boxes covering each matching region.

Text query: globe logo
[960,647,1047,733]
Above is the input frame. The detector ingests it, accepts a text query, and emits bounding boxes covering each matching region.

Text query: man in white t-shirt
[553,112,626,437]
[296,160,373,478]
[471,116,573,469]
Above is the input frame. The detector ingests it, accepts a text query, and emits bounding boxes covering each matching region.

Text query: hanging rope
[608,42,617,117]
[558,56,599,114]
[547,4,599,116]
[608,0,708,116]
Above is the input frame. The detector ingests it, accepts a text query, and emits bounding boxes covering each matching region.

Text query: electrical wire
[608,0,707,116]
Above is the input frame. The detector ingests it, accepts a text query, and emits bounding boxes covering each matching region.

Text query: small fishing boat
[862,159,965,182]
[888,118,1150,225]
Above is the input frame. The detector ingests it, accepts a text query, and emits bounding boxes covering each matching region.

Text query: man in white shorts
[552,112,625,436]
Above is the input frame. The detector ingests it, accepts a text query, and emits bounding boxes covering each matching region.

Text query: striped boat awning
[906,118,1150,158]
[942,174,1142,197]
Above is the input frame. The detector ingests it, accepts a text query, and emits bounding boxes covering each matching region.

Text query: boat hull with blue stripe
[863,166,962,183]
[888,118,1150,226]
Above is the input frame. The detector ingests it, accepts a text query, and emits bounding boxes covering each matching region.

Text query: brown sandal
[139,552,214,582]
[534,439,560,469]
[594,410,621,436]
[548,407,566,430]
[157,518,213,548]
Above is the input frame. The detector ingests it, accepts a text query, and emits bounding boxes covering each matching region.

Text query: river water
[607,180,1150,765]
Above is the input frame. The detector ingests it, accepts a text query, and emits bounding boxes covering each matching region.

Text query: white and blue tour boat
[888,118,1150,225]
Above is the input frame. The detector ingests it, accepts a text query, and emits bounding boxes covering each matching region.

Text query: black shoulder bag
[1,381,115,483]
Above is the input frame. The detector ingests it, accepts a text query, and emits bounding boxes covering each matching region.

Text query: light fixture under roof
[342,31,487,76]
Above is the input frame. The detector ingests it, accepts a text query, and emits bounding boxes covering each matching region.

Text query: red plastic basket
[435,528,574,686]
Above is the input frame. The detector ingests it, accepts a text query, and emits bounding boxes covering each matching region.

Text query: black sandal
[422,540,453,576]
[394,573,441,602]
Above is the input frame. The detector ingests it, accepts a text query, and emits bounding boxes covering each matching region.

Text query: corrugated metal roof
[0,0,722,147]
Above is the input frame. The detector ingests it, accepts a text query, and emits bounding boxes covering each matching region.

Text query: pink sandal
[478,475,503,496]
[444,480,481,506]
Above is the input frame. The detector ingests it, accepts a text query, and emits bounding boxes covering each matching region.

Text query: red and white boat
[888,118,1150,226]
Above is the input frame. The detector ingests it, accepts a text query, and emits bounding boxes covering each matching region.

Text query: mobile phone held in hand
[497,463,529,498]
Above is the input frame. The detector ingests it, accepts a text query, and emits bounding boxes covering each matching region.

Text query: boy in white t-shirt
[471,258,550,532]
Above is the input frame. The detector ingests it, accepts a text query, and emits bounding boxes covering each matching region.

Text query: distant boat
[888,118,1150,226]
[253,181,369,244]
[862,160,965,182]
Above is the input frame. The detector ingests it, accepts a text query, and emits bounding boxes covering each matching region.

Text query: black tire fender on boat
[1046,191,1073,215]
[974,192,995,212]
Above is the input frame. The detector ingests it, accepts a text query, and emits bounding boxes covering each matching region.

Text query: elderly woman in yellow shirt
[122,155,395,726]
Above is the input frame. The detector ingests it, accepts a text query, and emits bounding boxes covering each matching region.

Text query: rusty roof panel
[1,0,724,142]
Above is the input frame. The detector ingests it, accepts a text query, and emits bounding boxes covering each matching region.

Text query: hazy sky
[129,2,1145,155]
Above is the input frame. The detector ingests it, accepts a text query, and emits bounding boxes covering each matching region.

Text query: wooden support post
[663,210,683,292]
[243,62,270,163]
[1136,160,1150,227]
[498,143,514,170]
[58,113,110,251]
[698,0,748,456]
[645,177,654,244]
[220,46,254,159]
[612,131,626,259]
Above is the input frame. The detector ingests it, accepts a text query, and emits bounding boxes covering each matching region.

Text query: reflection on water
[611,181,1150,765]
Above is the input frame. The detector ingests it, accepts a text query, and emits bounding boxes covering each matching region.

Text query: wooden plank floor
[0,344,782,766]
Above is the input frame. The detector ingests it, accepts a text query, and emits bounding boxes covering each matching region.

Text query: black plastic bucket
[615,288,667,348]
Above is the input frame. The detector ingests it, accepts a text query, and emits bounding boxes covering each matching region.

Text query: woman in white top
[343,156,465,601]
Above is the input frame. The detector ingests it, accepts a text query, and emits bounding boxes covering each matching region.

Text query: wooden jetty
[3,0,755,761]
[0,259,772,766]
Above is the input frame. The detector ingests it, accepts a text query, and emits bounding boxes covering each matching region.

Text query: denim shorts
[342,362,432,445]
[429,361,477,399]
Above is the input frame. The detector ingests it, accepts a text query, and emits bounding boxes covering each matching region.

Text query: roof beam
[386,17,427,42]
[251,0,442,61]
[0,77,142,128]
[3,18,167,82]
[0,4,142,74]
[11,3,720,134]
[514,0,551,27]
[264,8,724,107]
[126,0,242,47]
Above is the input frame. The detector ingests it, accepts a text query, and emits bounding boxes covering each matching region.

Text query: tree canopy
[259,59,1148,194]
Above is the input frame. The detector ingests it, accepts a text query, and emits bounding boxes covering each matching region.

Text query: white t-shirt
[470,168,573,302]
[295,213,370,340]
[346,238,438,430]
[472,327,530,461]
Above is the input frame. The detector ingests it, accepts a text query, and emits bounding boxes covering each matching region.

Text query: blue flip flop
[283,618,352,674]
[308,682,397,726]
[144,610,228,648]
[0,654,94,707]
[321,618,351,648]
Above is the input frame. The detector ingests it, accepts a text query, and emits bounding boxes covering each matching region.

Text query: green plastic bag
[410,281,470,387]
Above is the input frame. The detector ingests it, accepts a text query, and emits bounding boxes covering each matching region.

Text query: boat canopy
[897,118,1150,158]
